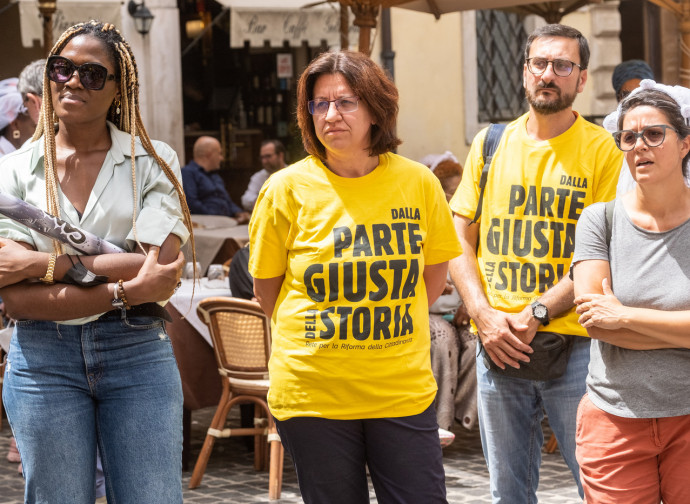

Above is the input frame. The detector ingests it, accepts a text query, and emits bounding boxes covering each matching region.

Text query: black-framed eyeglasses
[526,57,582,77]
[308,96,359,115]
[612,124,679,151]
[47,55,117,91]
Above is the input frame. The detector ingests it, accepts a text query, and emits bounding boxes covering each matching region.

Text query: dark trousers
[274,403,447,504]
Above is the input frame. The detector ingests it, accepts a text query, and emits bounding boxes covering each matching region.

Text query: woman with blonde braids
[0,21,192,502]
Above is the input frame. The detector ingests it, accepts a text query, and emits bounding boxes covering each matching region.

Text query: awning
[216,0,359,48]
[392,0,539,13]
[392,0,600,23]
[16,0,122,49]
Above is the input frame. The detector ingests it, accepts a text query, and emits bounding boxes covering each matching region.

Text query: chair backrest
[197,297,271,380]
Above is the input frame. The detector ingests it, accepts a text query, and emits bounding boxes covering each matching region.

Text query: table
[0,324,12,353]
[169,278,230,345]
[166,278,232,469]
[183,215,249,275]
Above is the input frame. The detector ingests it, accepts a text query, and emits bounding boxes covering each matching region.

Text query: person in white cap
[0,78,34,157]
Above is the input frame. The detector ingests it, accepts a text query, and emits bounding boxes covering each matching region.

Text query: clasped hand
[475,306,536,369]
[574,278,625,330]
[126,246,185,304]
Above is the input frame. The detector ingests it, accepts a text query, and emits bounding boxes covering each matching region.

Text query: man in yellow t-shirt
[449,24,622,503]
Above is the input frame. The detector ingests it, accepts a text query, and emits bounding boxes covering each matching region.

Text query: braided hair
[33,20,195,266]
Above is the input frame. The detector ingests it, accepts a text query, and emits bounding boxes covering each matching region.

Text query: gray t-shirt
[573,199,690,418]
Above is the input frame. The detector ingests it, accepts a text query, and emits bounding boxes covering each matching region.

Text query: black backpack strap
[604,199,615,252]
[469,123,506,225]
[570,198,616,281]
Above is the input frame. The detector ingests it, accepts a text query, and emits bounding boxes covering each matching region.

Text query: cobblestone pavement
[0,408,581,503]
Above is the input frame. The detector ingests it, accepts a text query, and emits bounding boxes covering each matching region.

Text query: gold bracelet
[118,279,131,309]
[40,253,57,284]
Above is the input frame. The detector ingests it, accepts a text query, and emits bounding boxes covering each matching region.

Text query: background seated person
[241,140,287,211]
[228,244,253,301]
[421,152,478,437]
[182,136,249,223]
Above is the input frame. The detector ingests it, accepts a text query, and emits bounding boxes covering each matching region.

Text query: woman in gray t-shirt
[572,82,690,503]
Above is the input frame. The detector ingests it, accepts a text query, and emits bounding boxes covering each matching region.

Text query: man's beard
[265,160,282,173]
[525,81,577,115]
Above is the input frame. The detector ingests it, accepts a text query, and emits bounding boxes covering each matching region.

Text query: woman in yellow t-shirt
[249,50,462,503]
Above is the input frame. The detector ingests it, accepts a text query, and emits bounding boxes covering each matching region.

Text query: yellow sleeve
[448,127,488,220]
[592,140,624,203]
[423,174,463,265]
[248,178,291,279]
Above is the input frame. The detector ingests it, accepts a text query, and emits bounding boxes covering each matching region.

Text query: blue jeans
[274,403,447,504]
[476,336,589,503]
[2,315,183,504]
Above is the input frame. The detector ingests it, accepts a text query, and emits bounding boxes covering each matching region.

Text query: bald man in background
[181,136,249,223]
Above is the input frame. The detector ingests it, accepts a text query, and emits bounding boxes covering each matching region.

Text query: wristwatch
[531,300,550,326]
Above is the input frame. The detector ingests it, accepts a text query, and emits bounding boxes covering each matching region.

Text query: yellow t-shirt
[450,113,622,336]
[249,153,463,421]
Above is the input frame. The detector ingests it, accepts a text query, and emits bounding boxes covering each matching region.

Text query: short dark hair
[296,50,402,161]
[261,139,286,158]
[524,24,589,70]
[618,89,690,177]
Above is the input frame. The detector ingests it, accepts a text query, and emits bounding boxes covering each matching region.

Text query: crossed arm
[0,234,184,321]
[573,258,690,350]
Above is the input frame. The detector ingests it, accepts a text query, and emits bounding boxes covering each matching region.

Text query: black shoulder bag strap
[569,199,616,282]
[469,123,507,225]
[604,199,615,251]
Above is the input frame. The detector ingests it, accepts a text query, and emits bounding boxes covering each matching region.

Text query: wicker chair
[0,349,5,431]
[188,297,284,500]
[1,318,5,431]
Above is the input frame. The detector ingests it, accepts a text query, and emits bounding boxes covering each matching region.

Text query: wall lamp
[128,0,154,36]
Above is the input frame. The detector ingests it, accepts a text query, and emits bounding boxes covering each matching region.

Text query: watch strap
[531,300,549,326]
[112,282,125,309]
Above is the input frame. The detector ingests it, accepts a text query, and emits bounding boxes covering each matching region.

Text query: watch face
[533,305,547,319]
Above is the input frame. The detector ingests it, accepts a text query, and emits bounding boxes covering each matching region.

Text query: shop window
[475,10,527,123]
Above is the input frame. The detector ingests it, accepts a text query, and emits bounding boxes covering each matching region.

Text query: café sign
[230,8,359,48]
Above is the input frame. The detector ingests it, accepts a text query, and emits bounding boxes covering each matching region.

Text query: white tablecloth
[0,324,13,353]
[182,215,249,275]
[169,278,231,345]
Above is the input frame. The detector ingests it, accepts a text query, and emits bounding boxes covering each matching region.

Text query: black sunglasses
[47,55,117,91]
